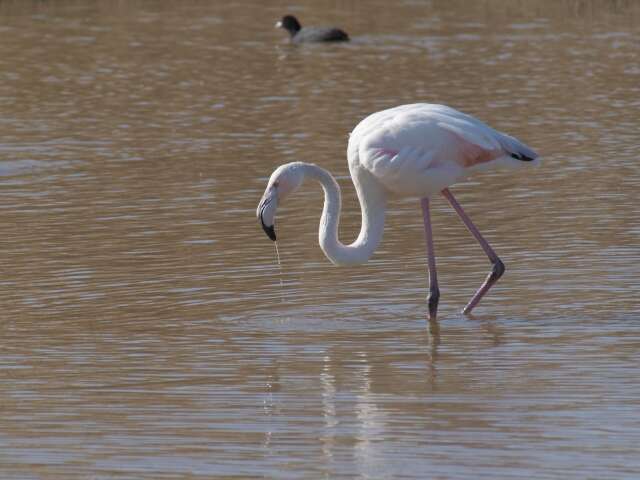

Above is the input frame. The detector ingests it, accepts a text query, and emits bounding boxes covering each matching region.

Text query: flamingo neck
[304,163,387,266]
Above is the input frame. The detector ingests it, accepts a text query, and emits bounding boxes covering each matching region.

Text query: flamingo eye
[273,181,280,188]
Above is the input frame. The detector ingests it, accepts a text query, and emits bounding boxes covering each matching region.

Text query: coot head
[276,15,302,37]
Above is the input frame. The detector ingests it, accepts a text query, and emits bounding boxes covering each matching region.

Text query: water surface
[1,1,639,478]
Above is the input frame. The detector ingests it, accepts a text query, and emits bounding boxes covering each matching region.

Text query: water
[1,0,639,478]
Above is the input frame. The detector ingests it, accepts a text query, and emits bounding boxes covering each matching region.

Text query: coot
[275,15,349,43]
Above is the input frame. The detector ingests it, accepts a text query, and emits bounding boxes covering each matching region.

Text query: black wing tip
[510,152,536,162]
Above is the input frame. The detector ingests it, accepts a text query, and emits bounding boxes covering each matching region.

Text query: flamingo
[257,103,540,318]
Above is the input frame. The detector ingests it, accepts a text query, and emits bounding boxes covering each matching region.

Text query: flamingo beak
[257,187,278,241]
[275,21,283,28]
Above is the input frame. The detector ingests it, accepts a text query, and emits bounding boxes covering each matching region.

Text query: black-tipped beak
[258,191,278,241]
[261,219,277,241]
[275,21,282,28]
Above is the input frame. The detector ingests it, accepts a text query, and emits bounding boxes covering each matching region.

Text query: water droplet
[274,240,285,303]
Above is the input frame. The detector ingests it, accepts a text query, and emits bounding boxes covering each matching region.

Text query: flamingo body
[257,103,540,317]
[348,104,538,197]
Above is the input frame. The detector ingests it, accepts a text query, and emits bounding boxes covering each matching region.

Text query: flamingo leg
[441,188,505,315]
[420,197,440,320]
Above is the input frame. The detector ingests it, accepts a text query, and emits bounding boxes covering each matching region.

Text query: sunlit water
[1,1,639,478]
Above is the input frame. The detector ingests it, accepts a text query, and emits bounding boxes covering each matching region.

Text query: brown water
[1,0,639,478]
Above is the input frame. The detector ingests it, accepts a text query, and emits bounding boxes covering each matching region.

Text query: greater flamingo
[257,103,540,318]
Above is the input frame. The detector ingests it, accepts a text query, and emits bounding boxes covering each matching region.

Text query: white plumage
[349,103,539,196]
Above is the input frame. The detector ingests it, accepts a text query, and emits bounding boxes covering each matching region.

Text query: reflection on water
[1,0,639,478]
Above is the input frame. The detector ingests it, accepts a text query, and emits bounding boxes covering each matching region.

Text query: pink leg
[441,188,505,314]
[420,197,440,320]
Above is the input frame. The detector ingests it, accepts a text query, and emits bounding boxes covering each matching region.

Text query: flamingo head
[257,162,306,241]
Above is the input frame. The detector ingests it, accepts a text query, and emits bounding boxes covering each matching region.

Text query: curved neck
[304,163,387,266]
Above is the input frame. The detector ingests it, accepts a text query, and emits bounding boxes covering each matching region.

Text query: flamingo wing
[412,104,540,164]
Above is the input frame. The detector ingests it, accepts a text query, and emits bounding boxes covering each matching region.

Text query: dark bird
[275,15,349,43]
